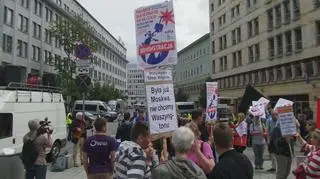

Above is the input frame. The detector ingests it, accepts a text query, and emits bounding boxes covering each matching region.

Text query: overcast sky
[77,0,209,63]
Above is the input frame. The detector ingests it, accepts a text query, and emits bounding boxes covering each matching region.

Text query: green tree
[87,82,124,102]
[175,88,189,102]
[198,77,213,108]
[49,14,98,98]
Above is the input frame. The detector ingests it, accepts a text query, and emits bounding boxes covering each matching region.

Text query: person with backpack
[115,112,132,142]
[22,119,53,179]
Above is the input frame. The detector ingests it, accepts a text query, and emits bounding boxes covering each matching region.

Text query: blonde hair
[185,122,201,138]
[237,113,245,123]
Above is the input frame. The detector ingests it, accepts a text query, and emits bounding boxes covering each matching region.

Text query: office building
[1,0,127,92]
[126,63,146,107]
[174,33,212,102]
[210,0,320,113]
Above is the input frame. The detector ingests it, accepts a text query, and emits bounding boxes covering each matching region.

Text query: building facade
[174,33,212,102]
[0,0,127,92]
[126,63,146,107]
[209,0,320,114]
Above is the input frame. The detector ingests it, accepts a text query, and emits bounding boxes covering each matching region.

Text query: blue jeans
[25,165,47,179]
[253,144,264,167]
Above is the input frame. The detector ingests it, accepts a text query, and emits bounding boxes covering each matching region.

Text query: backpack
[21,139,38,169]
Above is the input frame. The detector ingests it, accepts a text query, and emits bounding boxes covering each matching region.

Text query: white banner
[206,82,218,121]
[134,0,177,69]
[278,106,297,136]
[249,101,265,117]
[144,69,172,82]
[146,83,178,134]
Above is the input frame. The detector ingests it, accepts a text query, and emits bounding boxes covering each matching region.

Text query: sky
[77,0,209,63]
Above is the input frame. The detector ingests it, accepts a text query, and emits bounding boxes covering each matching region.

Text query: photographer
[22,119,53,179]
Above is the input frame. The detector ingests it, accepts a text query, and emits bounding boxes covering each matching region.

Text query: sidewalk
[245,145,299,179]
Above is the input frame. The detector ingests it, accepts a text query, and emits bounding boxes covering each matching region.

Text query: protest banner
[249,101,265,117]
[235,121,247,137]
[134,0,177,69]
[206,82,218,121]
[278,105,297,136]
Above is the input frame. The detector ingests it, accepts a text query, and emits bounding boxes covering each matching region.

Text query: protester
[271,124,294,179]
[152,127,207,179]
[305,120,316,144]
[83,118,117,179]
[250,116,266,170]
[114,122,151,179]
[115,112,132,142]
[72,112,87,167]
[209,122,253,179]
[246,113,254,147]
[23,119,53,179]
[66,113,73,141]
[266,110,278,172]
[145,142,159,170]
[185,122,215,175]
[233,113,248,153]
[191,110,209,142]
[294,130,320,178]
[133,109,148,124]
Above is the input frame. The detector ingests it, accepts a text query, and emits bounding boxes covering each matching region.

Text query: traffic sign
[76,74,91,92]
[76,67,90,75]
[76,59,91,67]
[75,44,91,60]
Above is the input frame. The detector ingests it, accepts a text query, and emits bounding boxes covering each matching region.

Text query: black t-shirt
[209,150,253,179]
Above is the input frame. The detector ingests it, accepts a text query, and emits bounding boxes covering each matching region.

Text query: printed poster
[235,121,247,137]
[249,101,265,117]
[275,99,296,136]
[206,82,218,121]
[146,83,178,134]
[134,0,177,69]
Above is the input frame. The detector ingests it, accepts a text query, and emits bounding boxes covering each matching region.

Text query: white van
[0,83,67,160]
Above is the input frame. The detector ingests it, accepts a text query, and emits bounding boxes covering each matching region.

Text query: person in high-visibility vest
[66,113,73,141]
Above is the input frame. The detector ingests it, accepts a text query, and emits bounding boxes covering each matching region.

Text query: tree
[198,77,213,108]
[49,14,98,98]
[87,82,124,102]
[175,88,189,102]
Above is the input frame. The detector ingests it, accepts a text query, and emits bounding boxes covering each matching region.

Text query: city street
[47,121,295,179]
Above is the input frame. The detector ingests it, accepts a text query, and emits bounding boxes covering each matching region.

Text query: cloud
[77,0,209,62]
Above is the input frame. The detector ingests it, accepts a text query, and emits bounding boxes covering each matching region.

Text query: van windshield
[75,104,98,113]
[177,105,195,111]
[0,113,13,139]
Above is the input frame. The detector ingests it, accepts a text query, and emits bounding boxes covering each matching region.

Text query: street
[46,121,296,179]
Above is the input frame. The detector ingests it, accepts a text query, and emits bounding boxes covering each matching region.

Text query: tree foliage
[87,82,124,102]
[175,88,189,102]
[198,77,213,108]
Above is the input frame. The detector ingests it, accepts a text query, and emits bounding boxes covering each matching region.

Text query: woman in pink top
[186,122,215,175]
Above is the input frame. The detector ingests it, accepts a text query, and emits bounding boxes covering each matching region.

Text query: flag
[238,85,266,113]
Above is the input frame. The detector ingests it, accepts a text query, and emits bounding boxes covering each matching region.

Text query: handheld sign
[206,82,218,121]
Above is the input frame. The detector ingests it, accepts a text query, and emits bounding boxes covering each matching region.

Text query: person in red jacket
[232,113,248,153]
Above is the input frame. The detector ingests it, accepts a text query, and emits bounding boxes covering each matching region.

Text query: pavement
[47,122,299,179]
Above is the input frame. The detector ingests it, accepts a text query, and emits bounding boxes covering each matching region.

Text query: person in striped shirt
[114,122,151,179]
[296,129,320,178]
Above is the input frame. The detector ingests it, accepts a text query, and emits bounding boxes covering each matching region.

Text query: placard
[235,121,247,137]
[278,105,297,136]
[135,0,177,69]
[144,69,172,82]
[146,83,178,134]
[249,101,265,117]
[206,82,218,121]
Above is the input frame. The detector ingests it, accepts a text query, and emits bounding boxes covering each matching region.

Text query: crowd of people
[22,106,319,179]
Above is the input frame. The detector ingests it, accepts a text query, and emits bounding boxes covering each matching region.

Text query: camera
[37,117,53,135]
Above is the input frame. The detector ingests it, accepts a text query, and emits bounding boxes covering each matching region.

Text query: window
[64,4,69,11]
[275,5,282,28]
[231,7,235,18]
[232,30,236,45]
[292,0,300,20]
[4,7,14,26]
[2,34,13,53]
[55,37,61,48]
[237,50,242,66]
[223,35,227,49]
[18,15,29,33]
[267,9,273,31]
[316,21,320,45]
[254,18,259,35]
[32,45,41,61]
[212,60,216,73]
[56,0,61,6]
[237,27,241,42]
[232,52,237,68]
[44,50,52,65]
[277,67,283,80]
[261,71,266,83]
[34,0,42,16]
[285,31,292,54]
[211,22,214,32]
[33,22,41,39]
[286,65,292,79]
[295,27,302,51]
[276,34,283,56]
[0,113,13,139]
[20,0,29,9]
[269,37,275,58]
[210,3,214,11]
[45,7,53,22]
[254,71,259,84]
[236,4,240,16]
[294,63,302,77]
[45,29,52,44]
[17,40,28,58]
[248,21,253,38]
[254,44,260,61]
[248,46,254,63]
[219,37,223,50]
[283,0,291,24]
[220,57,224,71]
[268,69,274,82]
[224,56,228,71]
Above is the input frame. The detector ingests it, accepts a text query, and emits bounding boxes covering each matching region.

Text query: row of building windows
[180,65,204,81]
[177,83,203,95]
[127,74,143,79]
[128,79,144,84]
[217,60,320,89]
[92,56,126,78]
[178,46,210,64]
[91,70,126,87]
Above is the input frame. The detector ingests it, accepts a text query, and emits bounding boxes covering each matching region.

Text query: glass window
[0,113,13,139]
[4,7,14,26]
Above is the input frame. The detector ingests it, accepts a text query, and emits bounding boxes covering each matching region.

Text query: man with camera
[22,119,53,179]
[72,112,87,167]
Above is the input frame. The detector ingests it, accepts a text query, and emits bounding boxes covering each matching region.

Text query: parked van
[73,100,117,121]
[176,102,195,115]
[0,83,67,160]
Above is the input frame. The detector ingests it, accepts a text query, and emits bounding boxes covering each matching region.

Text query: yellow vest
[66,113,72,125]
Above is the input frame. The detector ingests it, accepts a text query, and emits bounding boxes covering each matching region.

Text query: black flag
[238,85,266,113]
